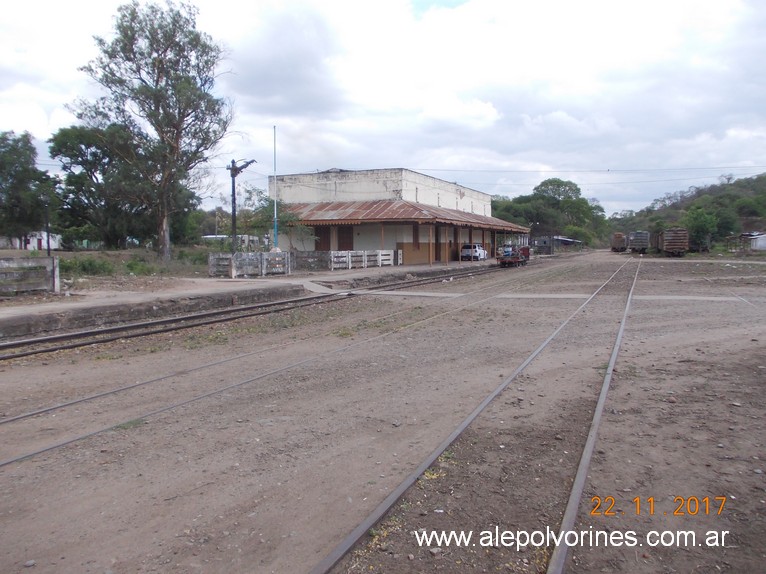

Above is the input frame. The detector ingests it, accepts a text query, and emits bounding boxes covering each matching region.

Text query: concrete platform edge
[0,284,306,339]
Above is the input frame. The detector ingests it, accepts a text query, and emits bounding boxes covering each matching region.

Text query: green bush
[176,249,209,265]
[59,256,115,276]
[125,256,157,276]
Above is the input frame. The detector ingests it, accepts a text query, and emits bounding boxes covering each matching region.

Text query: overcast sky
[3,0,765,216]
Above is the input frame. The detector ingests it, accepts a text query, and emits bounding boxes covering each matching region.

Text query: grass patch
[114,418,146,430]
[421,468,446,480]
[366,515,403,547]
[333,327,354,338]
[176,249,210,265]
[144,344,171,353]
[183,330,228,349]
[236,324,269,335]
[49,248,214,280]
[94,353,124,361]
[270,310,312,330]
[355,318,390,332]
[125,256,158,276]
[438,449,455,462]
[594,362,609,376]
[59,256,115,277]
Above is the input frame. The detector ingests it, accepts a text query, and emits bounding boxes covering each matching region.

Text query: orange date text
[590,496,727,517]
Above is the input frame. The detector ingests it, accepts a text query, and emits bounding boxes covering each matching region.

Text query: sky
[2,0,766,217]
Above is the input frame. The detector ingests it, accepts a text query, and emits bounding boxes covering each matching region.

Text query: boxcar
[657,227,689,257]
[628,230,649,254]
[610,232,627,252]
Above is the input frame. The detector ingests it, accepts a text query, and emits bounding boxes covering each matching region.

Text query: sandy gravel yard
[0,252,764,573]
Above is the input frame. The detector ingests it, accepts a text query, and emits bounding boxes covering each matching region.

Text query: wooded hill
[492,174,766,250]
[608,173,766,249]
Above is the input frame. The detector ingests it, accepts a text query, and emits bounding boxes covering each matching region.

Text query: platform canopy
[285,200,529,233]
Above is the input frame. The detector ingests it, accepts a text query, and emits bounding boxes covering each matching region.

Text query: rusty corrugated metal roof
[285,200,529,232]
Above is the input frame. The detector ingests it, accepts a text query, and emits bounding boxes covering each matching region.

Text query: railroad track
[0,263,527,469]
[2,254,660,573]
[0,265,501,361]
[313,257,641,574]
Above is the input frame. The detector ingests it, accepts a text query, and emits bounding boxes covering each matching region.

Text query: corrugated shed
[285,200,529,232]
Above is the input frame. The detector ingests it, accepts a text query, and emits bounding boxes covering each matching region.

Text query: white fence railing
[209,249,401,277]
[329,250,399,270]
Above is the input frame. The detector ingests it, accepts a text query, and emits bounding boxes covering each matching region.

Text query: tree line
[491,178,610,246]
[1,1,233,260]
[4,2,763,256]
[608,174,766,250]
[490,173,766,251]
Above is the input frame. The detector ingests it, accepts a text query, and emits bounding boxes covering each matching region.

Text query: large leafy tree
[532,178,582,202]
[76,0,232,260]
[49,125,155,248]
[492,178,608,244]
[533,178,594,228]
[493,194,562,236]
[0,131,50,244]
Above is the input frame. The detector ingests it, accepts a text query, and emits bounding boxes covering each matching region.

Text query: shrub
[125,256,157,276]
[176,249,209,265]
[59,256,115,276]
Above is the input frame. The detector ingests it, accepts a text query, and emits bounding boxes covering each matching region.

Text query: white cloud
[1,0,764,216]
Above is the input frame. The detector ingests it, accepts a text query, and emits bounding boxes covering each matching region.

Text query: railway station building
[271,168,529,264]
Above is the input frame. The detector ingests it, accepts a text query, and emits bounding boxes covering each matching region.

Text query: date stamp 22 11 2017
[590,496,727,517]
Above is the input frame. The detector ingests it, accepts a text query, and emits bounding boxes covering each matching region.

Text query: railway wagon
[628,230,649,254]
[497,245,529,267]
[657,227,689,257]
[610,232,627,252]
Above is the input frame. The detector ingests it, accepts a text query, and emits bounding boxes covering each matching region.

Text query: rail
[0,266,497,361]
[0,265,530,469]
[309,258,637,574]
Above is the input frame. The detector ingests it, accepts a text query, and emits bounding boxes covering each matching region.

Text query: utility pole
[273,126,278,250]
[44,198,51,256]
[228,159,256,255]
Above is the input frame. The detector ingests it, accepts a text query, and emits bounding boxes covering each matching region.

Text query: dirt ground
[0,251,764,574]
[332,256,766,574]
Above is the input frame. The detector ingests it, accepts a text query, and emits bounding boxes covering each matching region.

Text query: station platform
[0,261,488,339]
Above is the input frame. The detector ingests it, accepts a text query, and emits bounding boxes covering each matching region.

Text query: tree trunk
[159,213,171,262]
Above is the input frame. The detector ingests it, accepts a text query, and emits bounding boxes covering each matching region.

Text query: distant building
[271,168,529,264]
[2,231,62,252]
[533,235,582,255]
[738,231,766,251]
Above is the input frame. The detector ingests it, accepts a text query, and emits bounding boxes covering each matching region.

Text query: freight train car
[657,227,689,257]
[610,232,627,252]
[628,230,649,254]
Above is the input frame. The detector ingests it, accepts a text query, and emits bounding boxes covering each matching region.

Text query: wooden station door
[337,226,354,251]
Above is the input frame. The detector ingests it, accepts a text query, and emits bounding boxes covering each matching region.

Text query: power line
[414,166,766,174]
[459,172,765,187]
